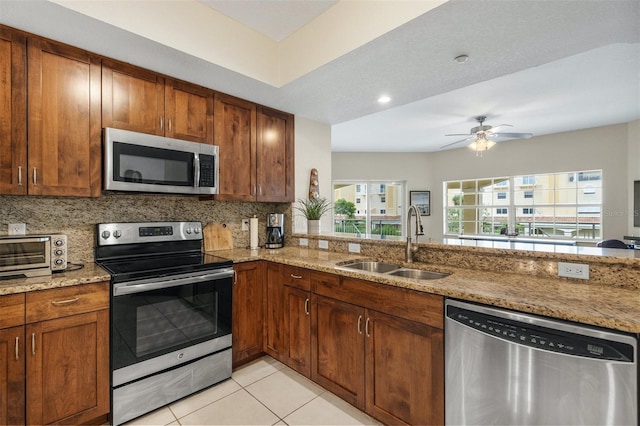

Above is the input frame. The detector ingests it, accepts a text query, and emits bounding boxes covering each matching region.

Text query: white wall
[627,119,640,234]
[294,117,333,233]
[333,122,634,241]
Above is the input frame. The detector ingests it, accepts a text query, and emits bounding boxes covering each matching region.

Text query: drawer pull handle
[15,337,19,360]
[304,298,310,315]
[51,297,80,306]
[357,315,363,334]
[290,274,303,279]
[365,318,371,338]
[31,333,35,355]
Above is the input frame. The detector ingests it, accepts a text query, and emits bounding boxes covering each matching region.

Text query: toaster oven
[0,235,67,279]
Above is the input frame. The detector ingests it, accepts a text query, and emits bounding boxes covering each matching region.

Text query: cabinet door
[26,310,109,425]
[365,309,444,425]
[232,261,264,367]
[214,93,256,201]
[0,326,25,425]
[264,262,286,360]
[102,59,165,136]
[311,294,365,409]
[165,78,214,144]
[284,286,311,377]
[256,106,294,202]
[27,38,102,197]
[0,27,27,195]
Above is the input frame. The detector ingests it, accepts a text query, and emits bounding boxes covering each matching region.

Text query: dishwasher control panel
[447,305,634,362]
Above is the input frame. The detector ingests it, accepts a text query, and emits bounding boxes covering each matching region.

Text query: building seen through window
[444,170,602,239]
[333,181,405,238]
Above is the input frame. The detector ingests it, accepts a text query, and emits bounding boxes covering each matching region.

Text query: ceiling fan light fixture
[468,135,496,156]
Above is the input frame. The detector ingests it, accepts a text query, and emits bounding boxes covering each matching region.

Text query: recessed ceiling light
[454,54,469,64]
[378,95,391,103]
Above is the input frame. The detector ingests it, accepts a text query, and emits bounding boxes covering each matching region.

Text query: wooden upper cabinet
[27,37,101,197]
[256,106,294,202]
[102,59,165,136]
[165,78,214,144]
[103,61,214,145]
[0,27,27,195]
[214,93,257,201]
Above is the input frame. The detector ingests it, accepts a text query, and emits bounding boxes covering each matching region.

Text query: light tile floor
[123,356,382,426]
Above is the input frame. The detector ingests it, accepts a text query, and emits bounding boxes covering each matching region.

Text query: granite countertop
[0,263,111,296]
[211,246,640,334]
[2,246,639,334]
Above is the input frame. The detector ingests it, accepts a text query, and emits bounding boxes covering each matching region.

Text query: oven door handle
[113,269,234,296]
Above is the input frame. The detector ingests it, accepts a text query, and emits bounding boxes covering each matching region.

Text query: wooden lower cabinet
[0,283,110,425]
[365,309,444,425]
[264,262,287,360]
[310,272,444,425]
[26,310,109,425]
[232,261,264,367]
[312,294,365,408]
[0,325,25,425]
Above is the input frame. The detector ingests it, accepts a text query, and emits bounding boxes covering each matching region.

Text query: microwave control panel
[199,155,215,188]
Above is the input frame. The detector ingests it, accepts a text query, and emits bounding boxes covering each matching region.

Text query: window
[444,170,602,240]
[333,181,405,239]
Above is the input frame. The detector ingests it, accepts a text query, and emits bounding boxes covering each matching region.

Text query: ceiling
[1,0,639,153]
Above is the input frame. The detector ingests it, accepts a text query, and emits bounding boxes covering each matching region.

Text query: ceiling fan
[441,116,533,154]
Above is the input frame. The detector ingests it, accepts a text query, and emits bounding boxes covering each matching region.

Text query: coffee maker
[266,213,284,249]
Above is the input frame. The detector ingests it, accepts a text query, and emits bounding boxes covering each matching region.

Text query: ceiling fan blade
[445,133,472,137]
[440,137,472,149]
[492,132,533,139]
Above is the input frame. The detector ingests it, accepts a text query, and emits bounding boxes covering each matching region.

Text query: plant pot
[307,219,320,234]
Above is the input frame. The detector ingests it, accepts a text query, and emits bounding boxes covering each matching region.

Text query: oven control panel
[97,222,202,245]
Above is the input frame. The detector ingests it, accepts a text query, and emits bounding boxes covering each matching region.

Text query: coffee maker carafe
[266,213,284,249]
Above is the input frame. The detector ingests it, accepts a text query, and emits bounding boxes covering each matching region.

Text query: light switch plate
[318,240,329,249]
[348,243,361,253]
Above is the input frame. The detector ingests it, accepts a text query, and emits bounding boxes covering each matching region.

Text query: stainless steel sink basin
[387,268,451,280]
[339,261,401,273]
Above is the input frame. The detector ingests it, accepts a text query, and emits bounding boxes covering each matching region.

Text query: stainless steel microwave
[103,128,219,195]
[0,235,67,279]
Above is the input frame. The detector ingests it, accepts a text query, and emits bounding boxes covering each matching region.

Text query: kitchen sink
[388,268,451,280]
[339,261,401,273]
[337,261,450,281]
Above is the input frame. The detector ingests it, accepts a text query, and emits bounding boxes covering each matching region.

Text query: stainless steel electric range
[95,221,234,426]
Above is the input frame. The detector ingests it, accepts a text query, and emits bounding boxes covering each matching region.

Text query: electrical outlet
[348,243,361,253]
[299,238,309,247]
[558,262,590,280]
[241,219,249,231]
[318,240,329,249]
[8,223,26,235]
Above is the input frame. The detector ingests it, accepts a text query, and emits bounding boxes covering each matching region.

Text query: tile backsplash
[1,194,291,264]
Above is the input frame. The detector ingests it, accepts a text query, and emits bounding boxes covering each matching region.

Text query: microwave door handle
[113,270,234,296]
[194,154,201,188]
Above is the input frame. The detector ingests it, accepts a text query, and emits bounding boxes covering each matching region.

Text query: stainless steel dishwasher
[445,299,637,425]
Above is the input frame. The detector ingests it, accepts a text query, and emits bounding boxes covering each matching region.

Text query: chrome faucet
[406,204,424,263]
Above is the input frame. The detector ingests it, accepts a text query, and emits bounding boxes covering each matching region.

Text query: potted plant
[294,197,331,234]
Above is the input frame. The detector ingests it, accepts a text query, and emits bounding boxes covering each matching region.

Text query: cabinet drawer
[315,275,443,329]
[26,282,109,323]
[283,265,310,291]
[0,293,25,329]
